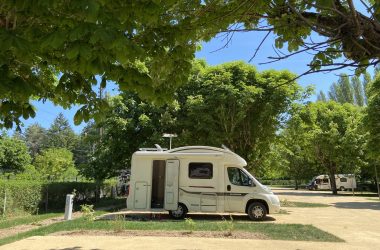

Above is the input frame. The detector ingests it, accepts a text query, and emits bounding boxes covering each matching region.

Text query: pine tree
[24,123,47,158]
[45,113,78,150]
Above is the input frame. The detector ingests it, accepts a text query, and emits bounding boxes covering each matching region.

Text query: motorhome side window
[227,167,251,186]
[189,163,213,179]
[340,178,347,182]
[322,178,329,184]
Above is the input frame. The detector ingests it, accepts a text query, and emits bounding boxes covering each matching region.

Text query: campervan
[126,145,281,220]
[307,174,357,191]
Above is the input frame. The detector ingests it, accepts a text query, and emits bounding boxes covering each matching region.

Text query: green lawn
[0,213,62,229]
[281,200,330,208]
[0,216,343,246]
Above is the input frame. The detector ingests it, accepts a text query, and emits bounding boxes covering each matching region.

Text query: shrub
[0,180,117,217]
[80,204,95,221]
[0,180,43,216]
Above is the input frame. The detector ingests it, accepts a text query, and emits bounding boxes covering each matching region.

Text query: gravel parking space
[274,188,380,249]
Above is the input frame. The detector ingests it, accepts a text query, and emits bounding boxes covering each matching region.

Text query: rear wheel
[247,202,267,221]
[340,186,345,191]
[169,203,187,219]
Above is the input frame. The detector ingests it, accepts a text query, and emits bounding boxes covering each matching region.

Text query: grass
[0,212,62,229]
[281,200,330,208]
[367,198,380,202]
[0,215,343,246]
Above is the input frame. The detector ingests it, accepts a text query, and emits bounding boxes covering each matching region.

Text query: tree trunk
[295,179,299,190]
[95,180,102,202]
[329,168,337,195]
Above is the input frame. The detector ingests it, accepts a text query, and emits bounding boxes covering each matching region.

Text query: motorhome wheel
[169,203,188,219]
[247,202,267,221]
[340,186,345,191]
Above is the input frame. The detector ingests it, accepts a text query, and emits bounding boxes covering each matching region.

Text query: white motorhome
[127,145,280,220]
[307,174,357,191]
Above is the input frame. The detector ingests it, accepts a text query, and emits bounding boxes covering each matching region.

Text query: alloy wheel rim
[253,206,264,218]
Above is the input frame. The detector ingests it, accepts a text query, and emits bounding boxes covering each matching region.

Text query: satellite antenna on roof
[163,133,177,150]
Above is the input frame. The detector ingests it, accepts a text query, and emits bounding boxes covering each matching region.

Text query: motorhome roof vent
[139,144,167,152]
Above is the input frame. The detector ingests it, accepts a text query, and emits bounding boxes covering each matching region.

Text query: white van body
[127,145,280,220]
[309,174,357,191]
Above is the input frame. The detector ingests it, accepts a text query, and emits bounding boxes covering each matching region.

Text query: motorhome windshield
[242,168,258,186]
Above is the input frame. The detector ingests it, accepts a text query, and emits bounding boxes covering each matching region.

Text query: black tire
[169,203,188,219]
[340,186,345,191]
[247,202,267,221]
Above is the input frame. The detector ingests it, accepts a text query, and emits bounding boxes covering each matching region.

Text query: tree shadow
[333,202,380,210]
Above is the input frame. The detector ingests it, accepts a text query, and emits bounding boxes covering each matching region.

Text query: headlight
[269,195,280,205]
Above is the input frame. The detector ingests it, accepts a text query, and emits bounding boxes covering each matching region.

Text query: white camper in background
[307,174,357,191]
[127,145,280,221]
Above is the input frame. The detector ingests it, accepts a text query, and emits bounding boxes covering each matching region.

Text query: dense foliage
[34,148,77,181]
[80,61,308,179]
[0,135,31,173]
[2,1,380,128]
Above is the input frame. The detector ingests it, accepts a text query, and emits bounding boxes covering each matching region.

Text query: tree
[0,135,31,174]
[176,61,308,175]
[80,93,178,182]
[275,105,321,189]
[2,1,380,128]
[298,102,365,194]
[23,123,47,158]
[339,75,354,104]
[365,74,380,197]
[351,76,365,106]
[45,113,78,150]
[34,148,77,180]
[0,0,197,129]
[363,72,372,105]
[317,91,327,102]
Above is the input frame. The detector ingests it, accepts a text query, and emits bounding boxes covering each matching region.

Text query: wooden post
[3,190,6,217]
[375,165,380,200]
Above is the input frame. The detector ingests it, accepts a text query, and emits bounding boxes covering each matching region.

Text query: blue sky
[15,29,374,134]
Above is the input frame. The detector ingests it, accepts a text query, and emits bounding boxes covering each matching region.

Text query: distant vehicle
[307,174,357,191]
[126,145,281,221]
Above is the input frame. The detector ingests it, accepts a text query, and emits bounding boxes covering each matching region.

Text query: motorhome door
[164,159,180,210]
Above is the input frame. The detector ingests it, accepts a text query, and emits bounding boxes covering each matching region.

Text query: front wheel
[169,203,188,219]
[247,202,267,221]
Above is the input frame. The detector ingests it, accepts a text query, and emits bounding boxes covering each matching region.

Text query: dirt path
[0,212,81,239]
[0,235,358,250]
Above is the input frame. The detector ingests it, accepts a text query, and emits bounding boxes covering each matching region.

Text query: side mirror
[248,179,253,186]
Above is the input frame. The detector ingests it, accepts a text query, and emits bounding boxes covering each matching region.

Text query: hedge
[0,180,117,216]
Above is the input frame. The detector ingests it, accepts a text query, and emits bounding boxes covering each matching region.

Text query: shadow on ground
[98,212,275,222]
[333,202,380,210]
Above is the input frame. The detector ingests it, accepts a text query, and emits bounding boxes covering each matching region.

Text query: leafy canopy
[2,1,380,128]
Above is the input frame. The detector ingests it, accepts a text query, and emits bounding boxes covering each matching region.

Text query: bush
[0,180,117,217]
[0,180,43,216]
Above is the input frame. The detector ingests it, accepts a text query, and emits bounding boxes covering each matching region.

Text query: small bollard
[64,194,74,220]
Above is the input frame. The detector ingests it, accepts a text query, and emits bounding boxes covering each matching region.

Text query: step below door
[164,159,180,210]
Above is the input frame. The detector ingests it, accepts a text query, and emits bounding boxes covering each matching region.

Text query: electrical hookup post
[64,194,74,220]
